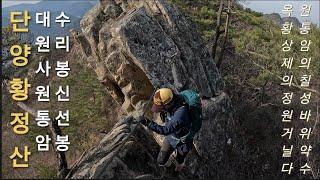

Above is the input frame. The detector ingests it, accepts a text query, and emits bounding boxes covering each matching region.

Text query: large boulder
[68,0,246,178]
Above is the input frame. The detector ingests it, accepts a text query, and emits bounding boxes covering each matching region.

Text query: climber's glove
[160,112,167,123]
[180,130,196,144]
[137,116,151,126]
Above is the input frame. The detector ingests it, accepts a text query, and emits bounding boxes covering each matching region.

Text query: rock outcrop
[68,0,246,178]
[263,13,302,27]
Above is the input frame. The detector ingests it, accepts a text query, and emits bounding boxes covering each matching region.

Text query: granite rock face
[68,0,245,178]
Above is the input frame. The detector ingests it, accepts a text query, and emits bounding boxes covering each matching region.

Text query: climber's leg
[174,142,193,171]
[157,139,175,166]
[174,150,187,171]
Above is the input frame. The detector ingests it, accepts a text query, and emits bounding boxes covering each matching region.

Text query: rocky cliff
[67,0,246,178]
[263,13,301,27]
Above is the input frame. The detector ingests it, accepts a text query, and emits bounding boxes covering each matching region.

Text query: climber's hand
[137,116,151,126]
[176,138,187,146]
[180,135,188,144]
[180,131,195,144]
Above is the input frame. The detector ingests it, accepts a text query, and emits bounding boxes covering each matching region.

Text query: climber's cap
[152,88,173,112]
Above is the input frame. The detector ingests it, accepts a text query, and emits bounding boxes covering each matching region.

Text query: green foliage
[2,26,34,79]
[3,46,111,177]
[39,52,110,151]
[36,164,57,179]
[2,26,20,46]
[233,15,320,84]
[169,0,219,41]
[3,1,319,177]
[236,10,265,26]
[59,63,109,150]
[169,0,319,94]
[244,7,263,17]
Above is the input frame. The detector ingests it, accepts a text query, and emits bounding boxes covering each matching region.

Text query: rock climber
[137,88,202,172]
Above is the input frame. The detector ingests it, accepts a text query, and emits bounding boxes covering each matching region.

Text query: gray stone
[68,0,245,178]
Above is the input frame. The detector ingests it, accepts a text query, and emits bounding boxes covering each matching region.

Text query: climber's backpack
[180,89,202,134]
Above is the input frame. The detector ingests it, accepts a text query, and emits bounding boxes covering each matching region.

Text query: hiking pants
[157,138,192,165]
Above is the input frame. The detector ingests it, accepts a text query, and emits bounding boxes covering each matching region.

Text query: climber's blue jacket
[147,105,191,147]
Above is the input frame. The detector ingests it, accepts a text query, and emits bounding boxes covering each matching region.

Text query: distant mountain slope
[2,1,95,18]
[263,13,284,26]
[2,11,81,38]
[263,13,302,27]
[2,1,96,37]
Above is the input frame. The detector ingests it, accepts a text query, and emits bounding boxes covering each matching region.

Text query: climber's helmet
[152,88,173,113]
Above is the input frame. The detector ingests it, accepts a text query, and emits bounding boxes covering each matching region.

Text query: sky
[2,0,320,26]
[241,0,320,26]
[2,0,39,7]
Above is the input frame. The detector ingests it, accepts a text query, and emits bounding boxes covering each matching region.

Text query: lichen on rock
[68,0,246,178]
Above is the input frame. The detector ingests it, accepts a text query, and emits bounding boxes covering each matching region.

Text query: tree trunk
[211,0,224,62]
[217,0,232,69]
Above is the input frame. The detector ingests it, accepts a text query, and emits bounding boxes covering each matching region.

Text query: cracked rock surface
[68,0,246,178]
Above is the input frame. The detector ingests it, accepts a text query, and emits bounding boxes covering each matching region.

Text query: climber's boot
[162,153,174,168]
[174,160,185,172]
[172,150,185,172]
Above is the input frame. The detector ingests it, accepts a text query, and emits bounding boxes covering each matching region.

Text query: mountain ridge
[263,12,302,27]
